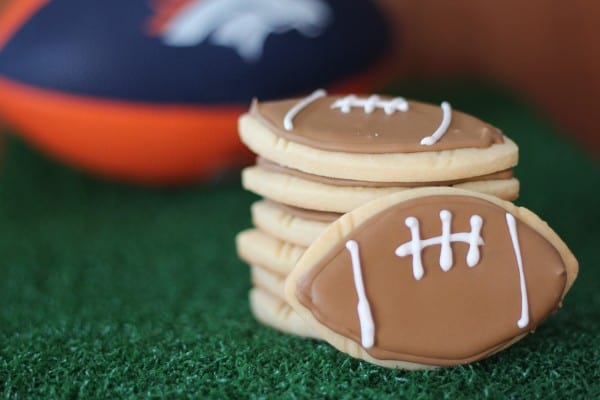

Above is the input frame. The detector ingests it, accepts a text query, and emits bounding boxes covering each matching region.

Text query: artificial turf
[0,86,598,399]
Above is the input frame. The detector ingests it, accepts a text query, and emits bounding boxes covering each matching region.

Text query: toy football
[0,0,390,183]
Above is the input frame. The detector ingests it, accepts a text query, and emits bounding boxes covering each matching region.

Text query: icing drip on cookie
[395,210,484,280]
[331,95,409,115]
[420,102,453,146]
[283,89,327,131]
[345,240,375,348]
[505,213,530,329]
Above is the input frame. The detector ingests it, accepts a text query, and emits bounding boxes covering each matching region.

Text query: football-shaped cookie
[251,91,504,153]
[285,187,578,369]
[240,92,519,182]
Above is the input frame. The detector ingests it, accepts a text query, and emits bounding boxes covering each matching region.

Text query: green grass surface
[0,87,598,399]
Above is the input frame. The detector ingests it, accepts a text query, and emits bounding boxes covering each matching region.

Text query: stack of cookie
[236,90,520,339]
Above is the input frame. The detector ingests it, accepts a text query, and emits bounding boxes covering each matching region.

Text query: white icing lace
[331,95,409,115]
[395,210,484,280]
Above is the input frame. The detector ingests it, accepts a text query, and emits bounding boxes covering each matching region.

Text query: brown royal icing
[257,157,514,187]
[250,95,504,153]
[296,196,567,366]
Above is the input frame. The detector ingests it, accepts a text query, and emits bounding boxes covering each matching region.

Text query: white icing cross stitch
[331,95,409,115]
[395,210,484,280]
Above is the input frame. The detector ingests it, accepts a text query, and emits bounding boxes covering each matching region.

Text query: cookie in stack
[285,186,578,368]
[236,90,519,338]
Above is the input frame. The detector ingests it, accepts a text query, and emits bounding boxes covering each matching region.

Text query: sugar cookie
[249,288,319,339]
[285,187,578,369]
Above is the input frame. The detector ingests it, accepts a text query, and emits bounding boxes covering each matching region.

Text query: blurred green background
[0,86,598,399]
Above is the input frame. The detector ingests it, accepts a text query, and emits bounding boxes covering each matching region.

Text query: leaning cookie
[239,91,518,183]
[243,165,519,213]
[285,187,578,369]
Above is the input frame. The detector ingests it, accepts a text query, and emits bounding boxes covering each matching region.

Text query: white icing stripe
[439,210,453,271]
[467,215,483,267]
[395,211,484,280]
[331,95,409,115]
[283,89,327,131]
[420,101,452,146]
[345,240,375,348]
[403,217,425,280]
[505,213,530,329]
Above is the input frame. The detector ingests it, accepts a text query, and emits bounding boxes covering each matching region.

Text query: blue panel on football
[0,0,390,104]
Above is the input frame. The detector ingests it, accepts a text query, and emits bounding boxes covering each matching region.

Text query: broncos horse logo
[147,0,331,62]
